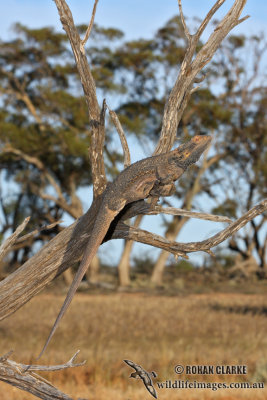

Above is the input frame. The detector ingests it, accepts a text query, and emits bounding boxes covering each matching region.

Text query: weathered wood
[112,200,267,256]
[154,0,248,155]
[148,206,232,223]
[0,217,30,261]
[54,0,106,197]
[0,197,100,321]
[0,351,85,400]
[108,105,131,168]
[80,0,99,50]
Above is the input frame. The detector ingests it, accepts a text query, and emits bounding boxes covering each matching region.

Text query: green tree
[0,23,123,271]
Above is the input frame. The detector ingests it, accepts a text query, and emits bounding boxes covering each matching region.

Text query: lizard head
[170,135,211,169]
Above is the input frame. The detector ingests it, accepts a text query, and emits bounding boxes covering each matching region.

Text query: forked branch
[0,350,85,400]
[54,0,106,197]
[80,0,99,51]
[154,0,248,155]
[0,217,30,261]
[178,0,191,41]
[113,200,267,257]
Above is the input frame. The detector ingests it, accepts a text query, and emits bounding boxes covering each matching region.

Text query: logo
[124,359,158,399]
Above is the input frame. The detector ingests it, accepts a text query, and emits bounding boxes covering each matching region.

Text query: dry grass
[0,291,267,399]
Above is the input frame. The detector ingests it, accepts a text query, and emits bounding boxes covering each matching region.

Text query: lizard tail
[37,206,118,359]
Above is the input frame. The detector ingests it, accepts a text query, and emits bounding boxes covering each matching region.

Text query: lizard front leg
[156,164,185,185]
[150,182,176,197]
[149,164,181,197]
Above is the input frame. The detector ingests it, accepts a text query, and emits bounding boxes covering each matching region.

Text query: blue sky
[1,0,266,41]
[0,1,266,266]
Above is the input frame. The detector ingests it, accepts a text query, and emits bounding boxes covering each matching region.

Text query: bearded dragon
[38,135,211,358]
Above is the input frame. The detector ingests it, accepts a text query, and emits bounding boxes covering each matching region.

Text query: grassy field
[0,290,267,399]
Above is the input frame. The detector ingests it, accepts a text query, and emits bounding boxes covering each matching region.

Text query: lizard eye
[184,150,190,158]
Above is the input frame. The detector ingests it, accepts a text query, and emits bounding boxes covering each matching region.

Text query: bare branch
[0,351,85,400]
[148,206,232,223]
[190,84,202,94]
[0,217,30,262]
[113,200,267,255]
[54,0,106,197]
[193,0,248,71]
[15,221,63,245]
[196,0,226,39]
[107,105,131,168]
[80,0,99,51]
[21,351,86,372]
[91,98,108,184]
[235,14,250,26]
[154,0,248,155]
[178,0,191,41]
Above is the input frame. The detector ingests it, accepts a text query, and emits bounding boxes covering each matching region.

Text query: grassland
[0,290,267,399]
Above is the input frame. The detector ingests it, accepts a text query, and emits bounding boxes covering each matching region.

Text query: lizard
[38,134,211,358]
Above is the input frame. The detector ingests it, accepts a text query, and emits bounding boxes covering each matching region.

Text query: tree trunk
[151,217,186,286]
[62,268,73,286]
[86,255,100,283]
[118,240,132,287]
[118,215,143,287]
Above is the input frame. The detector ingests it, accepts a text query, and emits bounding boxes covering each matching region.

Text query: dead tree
[0,350,86,400]
[0,0,263,335]
[0,0,266,398]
